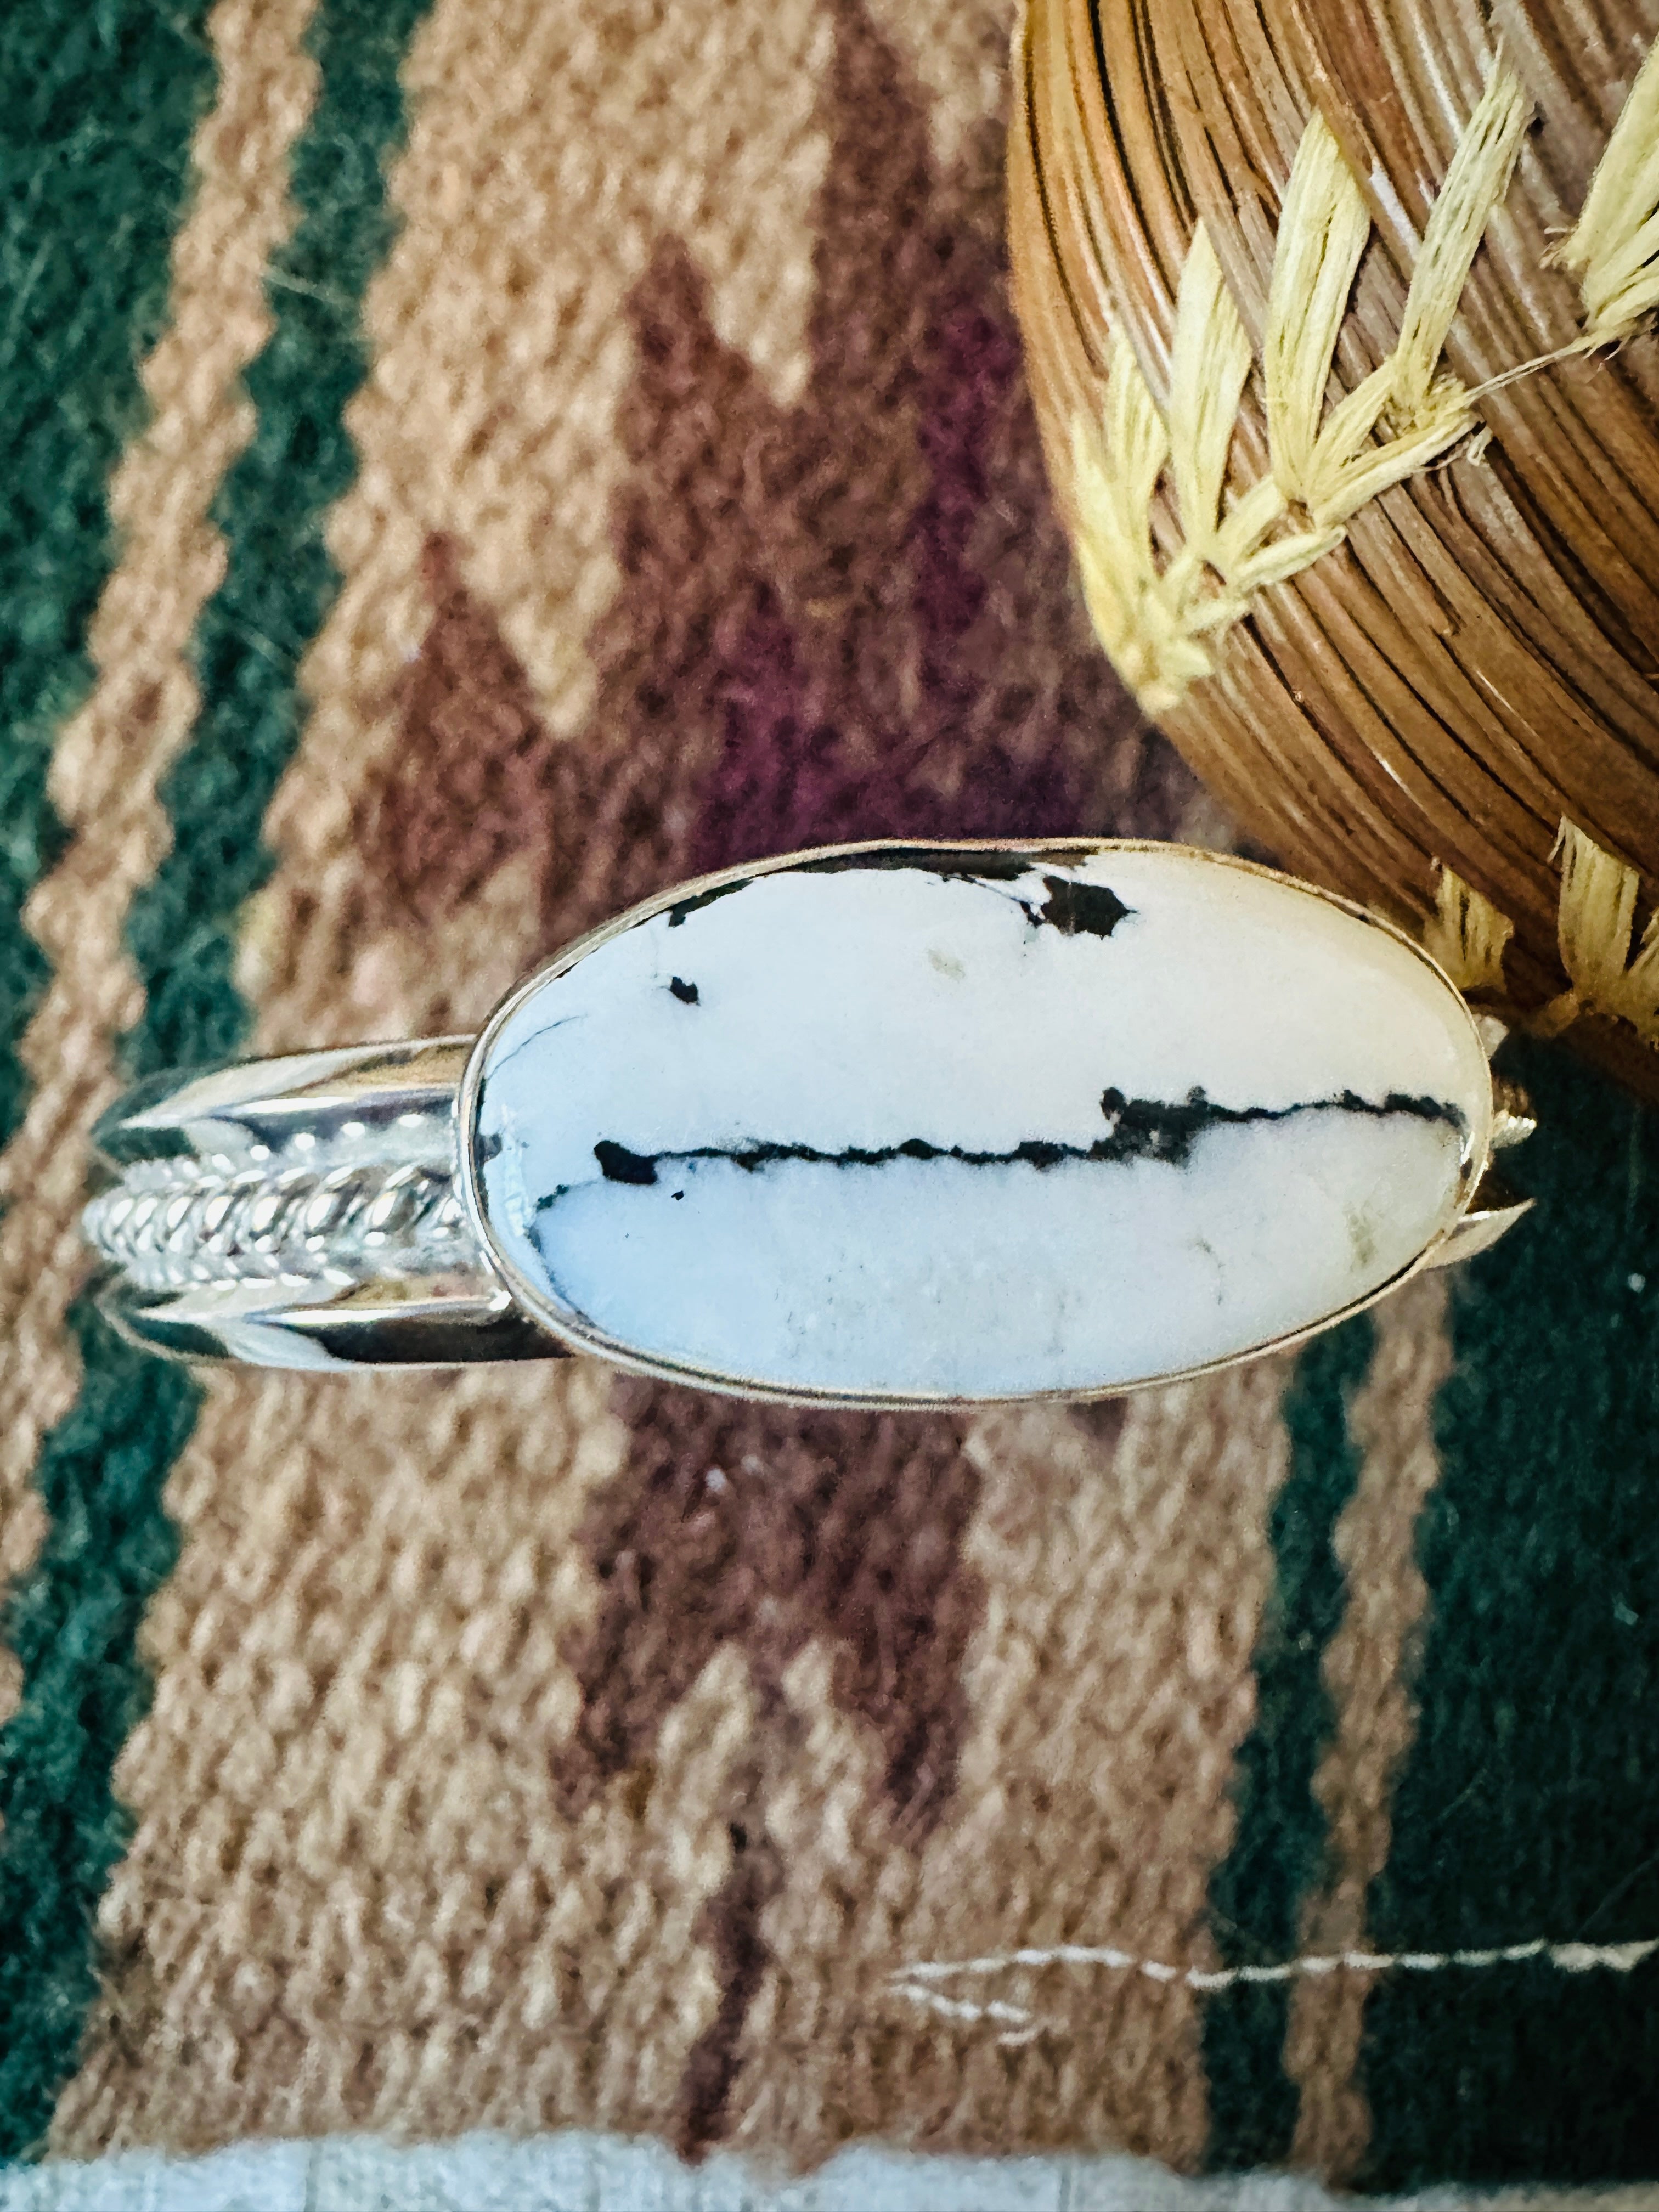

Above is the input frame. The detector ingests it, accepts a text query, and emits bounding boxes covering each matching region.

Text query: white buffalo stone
[466,843,1493,1402]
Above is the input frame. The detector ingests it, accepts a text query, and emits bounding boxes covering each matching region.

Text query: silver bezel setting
[452,835,1503,1409]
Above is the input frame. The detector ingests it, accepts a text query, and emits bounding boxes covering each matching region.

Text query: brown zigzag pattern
[340,7,1203,2153]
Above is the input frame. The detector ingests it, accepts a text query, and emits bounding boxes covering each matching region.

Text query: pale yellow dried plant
[1069,228,1340,710]
[1070,43,1659,715]
[1423,864,1515,996]
[1423,823,1659,1046]
[1554,35,1659,345]
[1534,820,1659,1040]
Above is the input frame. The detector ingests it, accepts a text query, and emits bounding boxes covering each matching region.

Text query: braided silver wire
[83,1151,483,1293]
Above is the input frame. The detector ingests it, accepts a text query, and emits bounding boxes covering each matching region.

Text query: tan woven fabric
[0,0,1515,2181]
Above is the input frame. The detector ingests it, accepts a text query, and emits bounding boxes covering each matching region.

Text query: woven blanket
[1,0,1657,2192]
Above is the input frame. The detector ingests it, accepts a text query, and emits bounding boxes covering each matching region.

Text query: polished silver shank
[85,1039,568,1368]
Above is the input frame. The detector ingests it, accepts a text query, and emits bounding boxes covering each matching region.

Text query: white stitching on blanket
[887,1933,1659,2042]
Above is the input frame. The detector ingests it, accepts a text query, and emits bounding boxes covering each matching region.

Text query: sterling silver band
[83,1040,569,1369]
[81,838,1539,1393]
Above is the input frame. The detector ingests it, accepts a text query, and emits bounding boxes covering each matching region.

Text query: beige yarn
[0,0,321,1677]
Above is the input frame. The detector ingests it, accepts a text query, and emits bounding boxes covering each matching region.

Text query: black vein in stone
[592,1138,661,1185]
[792,845,1087,882]
[657,854,1135,939]
[665,879,748,926]
[541,1088,1464,1207]
[1032,874,1130,938]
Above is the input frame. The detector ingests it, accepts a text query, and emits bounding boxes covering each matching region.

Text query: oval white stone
[464,843,1493,1403]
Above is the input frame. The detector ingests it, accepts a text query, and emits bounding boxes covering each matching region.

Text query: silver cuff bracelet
[81,838,1534,1406]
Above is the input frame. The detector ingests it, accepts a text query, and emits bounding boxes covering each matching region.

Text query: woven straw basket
[1009,0,1659,1094]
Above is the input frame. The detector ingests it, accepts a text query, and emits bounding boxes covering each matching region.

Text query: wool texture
[1,0,1657,2190]
[1285,1271,1453,2182]
[0,0,321,1701]
[0,0,219,2157]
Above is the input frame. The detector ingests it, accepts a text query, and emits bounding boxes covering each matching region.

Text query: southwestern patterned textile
[0,0,1656,2192]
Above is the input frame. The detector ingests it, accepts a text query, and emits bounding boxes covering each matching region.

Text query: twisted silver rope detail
[83,1153,482,1293]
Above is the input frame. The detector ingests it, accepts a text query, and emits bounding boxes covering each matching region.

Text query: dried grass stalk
[1555,36,1659,345]
[1424,864,1515,995]
[1538,820,1659,1040]
[1066,42,1659,716]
